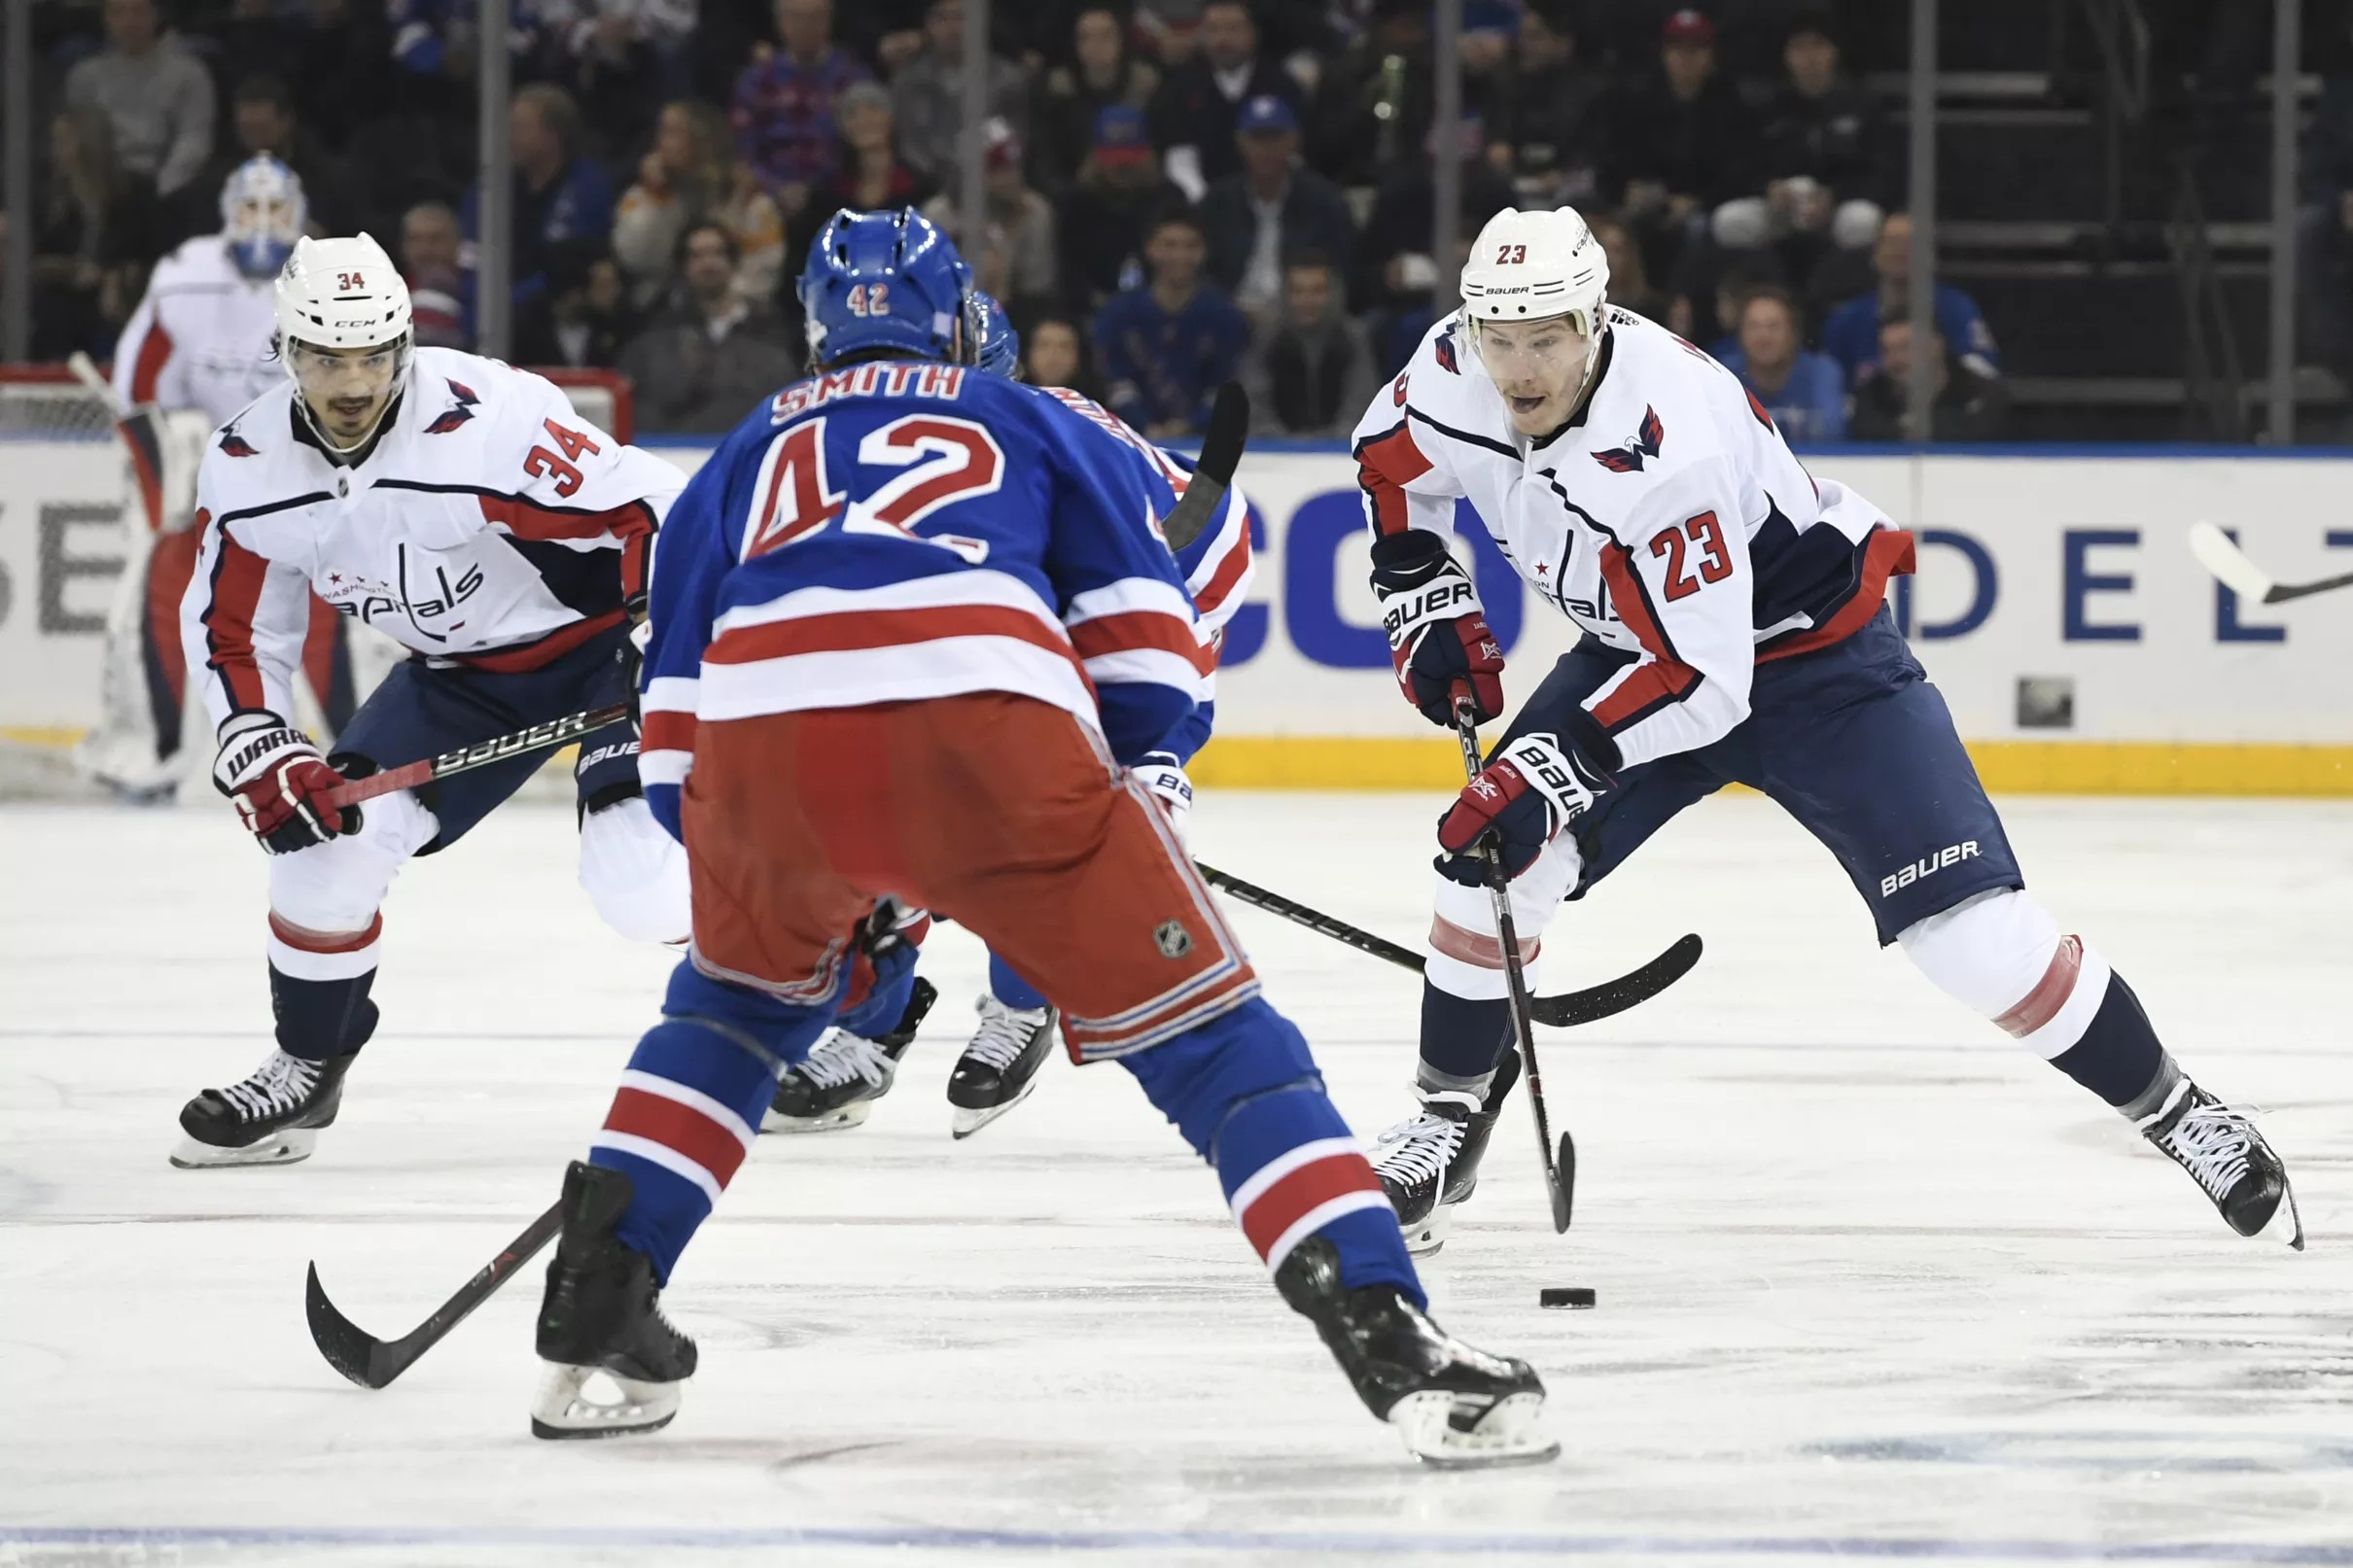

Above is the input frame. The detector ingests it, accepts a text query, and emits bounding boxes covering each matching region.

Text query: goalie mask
[222,156,308,280]
[274,234,414,455]
[1457,206,1611,433]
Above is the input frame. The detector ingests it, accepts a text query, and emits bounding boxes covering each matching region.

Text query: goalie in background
[77,155,358,799]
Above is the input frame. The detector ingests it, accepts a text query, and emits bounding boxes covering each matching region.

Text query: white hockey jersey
[1352,307,1915,769]
[180,348,684,733]
[112,236,282,426]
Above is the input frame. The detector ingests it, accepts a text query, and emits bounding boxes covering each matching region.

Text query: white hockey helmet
[275,234,414,453]
[221,155,308,279]
[1458,205,1610,340]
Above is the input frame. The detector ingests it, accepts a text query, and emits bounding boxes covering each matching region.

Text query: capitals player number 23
[1652,510,1735,601]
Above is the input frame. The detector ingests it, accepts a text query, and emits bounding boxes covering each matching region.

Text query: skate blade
[1399,1202,1452,1258]
[169,1128,317,1168]
[2250,1184,2306,1252]
[949,1078,1036,1140]
[529,1362,683,1441]
[760,1099,875,1135]
[1389,1389,1560,1469]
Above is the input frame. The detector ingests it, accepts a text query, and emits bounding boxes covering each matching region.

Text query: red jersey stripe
[202,528,274,713]
[640,711,696,752]
[603,1086,750,1190]
[476,494,657,546]
[1069,610,1216,674]
[1758,527,1918,664]
[129,324,175,405]
[453,610,625,672]
[1354,424,1433,537]
[1238,1152,1386,1261]
[1591,540,1699,729]
[707,604,1081,670]
[1190,524,1254,620]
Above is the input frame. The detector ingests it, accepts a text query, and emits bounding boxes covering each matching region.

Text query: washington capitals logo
[425,379,480,435]
[1593,405,1665,473]
[1433,322,1461,374]
[217,425,260,457]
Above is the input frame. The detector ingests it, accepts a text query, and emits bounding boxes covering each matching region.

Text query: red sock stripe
[267,913,383,954]
[1239,1151,1385,1260]
[603,1086,750,1189]
[1995,934,2084,1038]
[1428,913,1539,970]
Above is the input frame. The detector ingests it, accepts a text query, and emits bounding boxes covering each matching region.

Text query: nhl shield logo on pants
[1154,920,1194,958]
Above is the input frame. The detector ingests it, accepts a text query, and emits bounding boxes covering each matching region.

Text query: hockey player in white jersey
[1353,206,2300,1255]
[170,234,691,1169]
[81,156,358,797]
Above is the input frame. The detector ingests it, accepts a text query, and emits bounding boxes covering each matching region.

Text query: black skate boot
[1368,1045,1520,1256]
[763,978,937,1133]
[945,993,1057,1139]
[2137,1080,2303,1249]
[170,1049,358,1168]
[1276,1237,1558,1467]
[531,1161,699,1440]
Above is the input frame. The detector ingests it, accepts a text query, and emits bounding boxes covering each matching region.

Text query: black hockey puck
[1539,1286,1597,1309]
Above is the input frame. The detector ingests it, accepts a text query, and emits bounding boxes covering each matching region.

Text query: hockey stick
[2188,520,2353,605]
[1159,382,1248,552]
[321,702,632,808]
[1451,692,1574,1232]
[306,1202,562,1388]
[1194,859,1699,1028]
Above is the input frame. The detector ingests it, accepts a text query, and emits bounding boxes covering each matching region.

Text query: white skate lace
[963,996,1050,1072]
[795,1029,896,1091]
[2156,1100,2257,1202]
[1370,1107,1468,1190]
[216,1050,321,1123]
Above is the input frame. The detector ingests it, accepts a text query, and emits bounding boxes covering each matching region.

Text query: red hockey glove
[1436,733,1614,885]
[1371,531,1505,726]
[211,713,355,855]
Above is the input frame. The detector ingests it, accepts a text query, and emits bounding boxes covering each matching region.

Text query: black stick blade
[1529,933,1702,1028]
[1553,1132,1577,1233]
[1159,382,1249,552]
[306,1262,397,1389]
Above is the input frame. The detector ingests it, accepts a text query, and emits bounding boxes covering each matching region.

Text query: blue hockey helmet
[798,208,972,367]
[971,291,1020,377]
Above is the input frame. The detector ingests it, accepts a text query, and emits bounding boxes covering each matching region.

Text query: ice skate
[2137,1080,2303,1250]
[1275,1237,1558,1468]
[763,978,936,1132]
[946,993,1056,1138]
[170,1048,356,1168]
[1368,1046,1519,1255]
[531,1161,698,1440]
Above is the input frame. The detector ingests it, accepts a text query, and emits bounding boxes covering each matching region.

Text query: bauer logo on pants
[1153,921,1194,958]
[1880,840,1982,897]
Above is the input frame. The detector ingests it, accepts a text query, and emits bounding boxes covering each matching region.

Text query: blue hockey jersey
[638,362,1207,836]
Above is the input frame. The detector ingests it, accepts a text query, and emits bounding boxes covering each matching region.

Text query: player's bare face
[1479,315,1592,435]
[290,339,400,443]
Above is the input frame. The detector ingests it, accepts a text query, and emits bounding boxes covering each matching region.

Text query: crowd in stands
[11,0,2011,442]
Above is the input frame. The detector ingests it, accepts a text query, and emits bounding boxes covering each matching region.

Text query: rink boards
[3,436,2349,793]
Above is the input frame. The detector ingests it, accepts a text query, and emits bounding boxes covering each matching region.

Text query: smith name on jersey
[182,348,684,731]
[1352,307,1916,768]
[635,363,1211,836]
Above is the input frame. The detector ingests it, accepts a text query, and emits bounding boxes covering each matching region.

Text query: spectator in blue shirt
[1716,285,1846,443]
[1819,212,1998,383]
[462,83,615,308]
[1094,206,1252,439]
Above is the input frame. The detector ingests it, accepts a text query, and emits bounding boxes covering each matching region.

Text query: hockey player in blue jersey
[528,211,1558,1466]
[764,292,1257,1138]
[1352,205,2299,1258]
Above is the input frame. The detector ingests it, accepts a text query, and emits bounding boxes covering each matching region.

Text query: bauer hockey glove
[1436,732,1615,885]
[1371,531,1506,726]
[1131,749,1195,846]
[211,712,355,855]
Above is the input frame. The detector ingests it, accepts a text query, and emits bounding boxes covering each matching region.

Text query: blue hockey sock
[1417,980,1510,1096]
[268,962,380,1062]
[987,950,1050,1012]
[588,960,832,1281]
[2049,970,2172,1110]
[1123,998,1422,1306]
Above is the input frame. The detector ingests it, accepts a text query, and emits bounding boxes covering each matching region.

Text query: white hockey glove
[212,712,355,855]
[1133,750,1195,845]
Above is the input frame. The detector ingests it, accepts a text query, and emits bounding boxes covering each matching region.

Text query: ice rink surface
[2,790,2349,1568]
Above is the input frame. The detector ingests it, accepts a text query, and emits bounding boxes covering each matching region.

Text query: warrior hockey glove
[1131,750,1195,846]
[1371,531,1505,726]
[211,712,354,855]
[1436,732,1615,884]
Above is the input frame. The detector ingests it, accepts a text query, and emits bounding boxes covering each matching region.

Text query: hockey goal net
[0,364,635,798]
